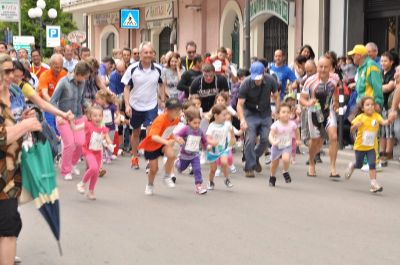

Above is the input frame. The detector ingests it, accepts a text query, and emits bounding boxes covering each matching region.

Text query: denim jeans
[244,113,272,171]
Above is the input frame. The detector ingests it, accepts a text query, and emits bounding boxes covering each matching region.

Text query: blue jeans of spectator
[244,112,272,171]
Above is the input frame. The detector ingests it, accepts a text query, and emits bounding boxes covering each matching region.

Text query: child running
[174,107,208,194]
[138,98,182,195]
[268,103,301,187]
[345,96,389,193]
[206,104,234,190]
[214,92,237,176]
[75,105,115,200]
[95,90,119,163]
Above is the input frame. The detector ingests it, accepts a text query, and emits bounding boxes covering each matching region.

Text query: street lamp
[28,1,58,55]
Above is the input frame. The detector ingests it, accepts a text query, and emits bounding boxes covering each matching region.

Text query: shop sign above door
[250,0,288,24]
[145,1,173,21]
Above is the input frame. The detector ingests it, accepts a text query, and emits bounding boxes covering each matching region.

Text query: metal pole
[128,29,131,49]
[40,17,43,56]
[338,83,344,149]
[18,0,21,36]
[244,0,251,69]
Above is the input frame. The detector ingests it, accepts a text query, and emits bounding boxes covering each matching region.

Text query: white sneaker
[86,191,96,200]
[72,166,80,176]
[163,176,176,188]
[76,182,85,194]
[361,164,369,172]
[215,167,221,177]
[230,165,237,174]
[145,184,154,195]
[15,256,22,264]
[200,151,206,165]
[117,149,123,156]
[63,173,73,181]
[376,162,383,172]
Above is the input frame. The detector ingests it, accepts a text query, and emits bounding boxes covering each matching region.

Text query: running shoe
[131,156,139,169]
[207,181,215,190]
[72,165,80,176]
[215,167,221,177]
[86,191,96,200]
[163,176,176,188]
[283,172,292,183]
[224,178,234,188]
[230,165,237,174]
[269,176,276,187]
[145,184,154,195]
[370,183,383,193]
[63,173,72,181]
[76,182,85,194]
[195,184,207,195]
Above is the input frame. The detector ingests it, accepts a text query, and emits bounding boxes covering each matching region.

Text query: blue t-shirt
[109,70,125,95]
[98,64,107,77]
[269,64,297,99]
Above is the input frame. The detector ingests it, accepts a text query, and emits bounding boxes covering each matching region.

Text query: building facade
[62,0,316,66]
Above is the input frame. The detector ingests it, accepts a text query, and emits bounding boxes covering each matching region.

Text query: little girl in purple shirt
[174,107,208,194]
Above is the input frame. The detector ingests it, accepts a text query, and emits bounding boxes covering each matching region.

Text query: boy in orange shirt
[139,98,182,195]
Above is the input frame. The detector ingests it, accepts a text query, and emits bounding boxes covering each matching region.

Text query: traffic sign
[120,9,139,29]
[46,25,61,47]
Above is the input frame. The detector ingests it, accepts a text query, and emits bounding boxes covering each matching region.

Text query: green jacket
[355,57,383,106]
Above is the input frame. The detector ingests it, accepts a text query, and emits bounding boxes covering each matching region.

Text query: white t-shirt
[206,121,232,150]
[121,62,162,111]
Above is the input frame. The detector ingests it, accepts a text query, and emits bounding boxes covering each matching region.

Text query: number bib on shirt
[185,135,201,153]
[161,126,176,139]
[89,131,103,151]
[103,109,113,124]
[278,134,292,149]
[361,131,375,147]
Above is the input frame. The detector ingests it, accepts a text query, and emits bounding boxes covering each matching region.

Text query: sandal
[329,173,341,179]
[307,171,317,177]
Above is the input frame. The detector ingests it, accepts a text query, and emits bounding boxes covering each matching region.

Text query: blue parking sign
[120,9,140,29]
[46,25,60,48]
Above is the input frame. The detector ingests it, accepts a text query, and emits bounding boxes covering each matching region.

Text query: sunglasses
[3,68,14,75]
[133,52,139,55]
[187,51,196,54]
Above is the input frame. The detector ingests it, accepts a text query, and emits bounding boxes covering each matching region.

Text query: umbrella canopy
[21,130,62,255]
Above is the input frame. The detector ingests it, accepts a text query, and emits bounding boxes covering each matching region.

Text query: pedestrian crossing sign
[120,9,140,29]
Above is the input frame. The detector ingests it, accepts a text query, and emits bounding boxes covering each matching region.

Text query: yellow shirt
[352,112,382,151]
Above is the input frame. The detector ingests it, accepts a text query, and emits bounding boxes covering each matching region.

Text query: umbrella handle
[57,241,63,256]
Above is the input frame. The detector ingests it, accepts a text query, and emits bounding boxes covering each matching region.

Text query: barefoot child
[138,98,182,195]
[345,96,389,193]
[74,105,115,199]
[174,107,208,194]
[268,103,301,187]
[206,104,234,190]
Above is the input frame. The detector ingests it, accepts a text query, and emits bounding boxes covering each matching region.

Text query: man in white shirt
[122,42,166,169]
[63,45,78,73]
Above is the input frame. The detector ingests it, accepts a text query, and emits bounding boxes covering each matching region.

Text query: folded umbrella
[21,113,62,255]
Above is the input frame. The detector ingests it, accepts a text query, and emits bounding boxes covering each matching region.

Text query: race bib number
[361,131,375,147]
[161,125,176,139]
[213,131,225,144]
[278,135,291,149]
[89,131,103,151]
[103,109,113,124]
[185,135,201,153]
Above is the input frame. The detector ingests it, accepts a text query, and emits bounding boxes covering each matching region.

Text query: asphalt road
[17,147,400,265]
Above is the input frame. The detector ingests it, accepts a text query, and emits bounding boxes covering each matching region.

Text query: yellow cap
[347,44,367,56]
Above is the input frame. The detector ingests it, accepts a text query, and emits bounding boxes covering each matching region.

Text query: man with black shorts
[122,42,166,169]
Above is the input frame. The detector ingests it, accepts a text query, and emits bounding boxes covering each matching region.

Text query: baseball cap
[250,61,265,80]
[347,44,367,56]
